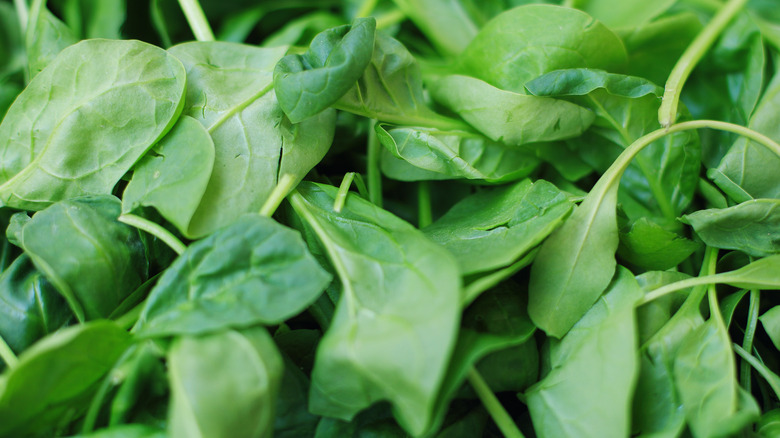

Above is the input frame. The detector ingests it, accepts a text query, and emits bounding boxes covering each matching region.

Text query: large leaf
[274,18,375,122]
[168,327,283,438]
[0,39,186,210]
[429,75,594,145]
[683,199,780,257]
[0,254,71,355]
[423,179,572,276]
[526,267,641,438]
[122,116,215,238]
[134,215,330,337]
[168,41,336,237]
[288,182,461,436]
[8,195,148,322]
[459,4,627,93]
[0,321,132,437]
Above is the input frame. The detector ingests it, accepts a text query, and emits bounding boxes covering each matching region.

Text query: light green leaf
[0,39,186,210]
[25,2,78,78]
[576,0,676,28]
[760,306,780,350]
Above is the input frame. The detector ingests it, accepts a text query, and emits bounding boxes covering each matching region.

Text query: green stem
[741,289,760,390]
[367,120,383,208]
[14,0,28,34]
[0,334,19,369]
[352,173,370,200]
[81,345,136,434]
[355,0,378,17]
[114,301,145,331]
[658,0,748,126]
[733,344,780,400]
[259,173,298,217]
[417,181,432,228]
[119,214,186,255]
[376,9,406,30]
[177,0,215,41]
[468,367,525,438]
[334,172,356,213]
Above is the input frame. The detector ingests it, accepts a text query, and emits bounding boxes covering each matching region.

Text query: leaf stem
[334,172,356,213]
[14,0,28,34]
[177,0,215,42]
[356,0,378,17]
[658,0,748,126]
[468,367,525,438]
[733,344,780,400]
[741,289,760,390]
[417,181,432,228]
[367,120,383,207]
[0,333,18,369]
[114,301,146,331]
[119,214,186,255]
[259,173,298,217]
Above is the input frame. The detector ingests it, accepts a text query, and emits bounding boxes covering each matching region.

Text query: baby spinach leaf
[274,17,376,123]
[0,321,132,437]
[57,0,126,40]
[168,41,335,238]
[423,179,572,276]
[683,199,780,257]
[525,68,662,99]
[134,215,330,337]
[288,182,461,436]
[528,171,619,338]
[376,125,540,182]
[576,0,675,28]
[122,116,215,239]
[391,0,481,57]
[760,306,780,350]
[25,1,78,78]
[429,75,594,145]
[709,50,780,202]
[334,32,466,131]
[526,267,642,438]
[167,327,283,438]
[0,254,71,355]
[458,4,627,93]
[9,195,148,322]
[617,217,699,271]
[0,39,186,211]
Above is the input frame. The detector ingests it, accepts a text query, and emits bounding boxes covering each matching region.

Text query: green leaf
[0,39,186,210]
[168,327,283,438]
[274,18,376,123]
[134,215,330,337]
[391,0,482,56]
[683,199,780,257]
[377,125,540,182]
[0,254,72,355]
[715,254,780,290]
[69,424,167,438]
[169,41,335,237]
[617,217,699,271]
[429,75,594,145]
[576,0,675,28]
[288,182,461,436]
[423,179,572,276]
[525,68,662,98]
[0,321,132,437]
[526,267,642,438]
[527,171,619,338]
[9,195,148,322]
[459,4,627,93]
[59,0,126,39]
[25,2,78,78]
[760,306,780,350]
[122,116,215,239]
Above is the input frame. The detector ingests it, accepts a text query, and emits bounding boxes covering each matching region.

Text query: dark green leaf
[134,215,330,337]
[289,182,461,436]
[274,18,376,122]
[617,217,699,271]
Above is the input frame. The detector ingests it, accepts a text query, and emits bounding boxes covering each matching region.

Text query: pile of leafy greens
[1,0,780,436]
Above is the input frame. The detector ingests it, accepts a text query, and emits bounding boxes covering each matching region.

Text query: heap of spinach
[1,0,780,436]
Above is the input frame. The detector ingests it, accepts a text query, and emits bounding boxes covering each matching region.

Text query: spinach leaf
[134,215,330,337]
[0,321,132,437]
[288,182,461,436]
[8,195,148,322]
[376,125,540,182]
[683,199,780,257]
[429,75,594,145]
[122,116,215,239]
[168,41,335,238]
[577,0,675,28]
[391,0,482,57]
[423,179,572,277]
[760,306,780,350]
[56,0,126,39]
[458,4,627,93]
[167,327,283,438]
[25,1,78,78]
[0,39,186,210]
[526,267,641,438]
[274,17,375,123]
[617,217,699,271]
[0,254,71,356]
